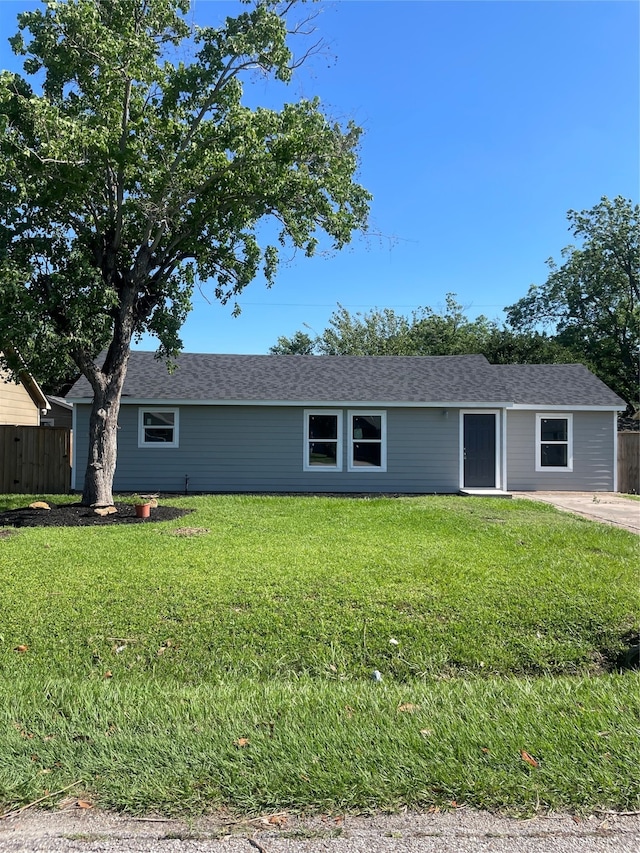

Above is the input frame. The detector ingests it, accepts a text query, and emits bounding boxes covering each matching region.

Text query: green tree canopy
[0,0,370,504]
[505,196,639,410]
[271,294,577,365]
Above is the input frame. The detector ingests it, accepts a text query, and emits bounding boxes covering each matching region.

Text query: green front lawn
[1,494,638,815]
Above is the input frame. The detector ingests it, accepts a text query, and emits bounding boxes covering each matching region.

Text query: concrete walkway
[512,491,640,534]
[2,808,640,853]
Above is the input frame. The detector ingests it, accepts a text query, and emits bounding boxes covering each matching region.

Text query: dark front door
[463,413,496,488]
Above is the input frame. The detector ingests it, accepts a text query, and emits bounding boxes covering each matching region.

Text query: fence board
[0,426,71,494]
[618,432,639,495]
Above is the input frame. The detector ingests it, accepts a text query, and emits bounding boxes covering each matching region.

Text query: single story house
[68,352,626,494]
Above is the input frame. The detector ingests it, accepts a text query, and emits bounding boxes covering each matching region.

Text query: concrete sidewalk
[1,808,639,853]
[512,492,640,534]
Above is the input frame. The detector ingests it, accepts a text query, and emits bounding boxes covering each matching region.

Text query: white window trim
[535,413,573,472]
[347,410,387,473]
[138,407,180,448]
[303,409,343,471]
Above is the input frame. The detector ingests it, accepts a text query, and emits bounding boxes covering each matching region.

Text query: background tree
[269,328,316,355]
[0,0,370,505]
[271,294,577,365]
[505,196,639,411]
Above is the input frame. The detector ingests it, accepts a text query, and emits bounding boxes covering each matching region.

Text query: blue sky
[1,0,638,354]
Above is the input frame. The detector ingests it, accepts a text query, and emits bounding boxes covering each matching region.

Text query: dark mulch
[0,502,192,528]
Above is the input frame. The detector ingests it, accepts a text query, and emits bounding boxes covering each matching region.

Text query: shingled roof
[67,351,625,407]
[491,363,625,406]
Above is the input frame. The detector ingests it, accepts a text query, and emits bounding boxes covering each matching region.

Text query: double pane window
[351,415,383,468]
[348,411,386,471]
[139,409,179,447]
[305,411,342,469]
[536,414,572,471]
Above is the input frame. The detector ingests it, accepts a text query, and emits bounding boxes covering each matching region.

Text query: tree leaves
[0,0,370,503]
[505,196,639,410]
[270,294,580,367]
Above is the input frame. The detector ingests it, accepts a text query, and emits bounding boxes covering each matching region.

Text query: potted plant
[133,496,152,519]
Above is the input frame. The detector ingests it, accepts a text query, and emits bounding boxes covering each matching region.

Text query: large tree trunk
[78,330,132,506]
[82,383,124,506]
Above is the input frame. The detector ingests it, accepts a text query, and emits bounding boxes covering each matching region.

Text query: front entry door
[463,413,496,488]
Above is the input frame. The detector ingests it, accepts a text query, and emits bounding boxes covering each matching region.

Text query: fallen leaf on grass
[419,729,432,737]
[14,644,28,653]
[268,814,287,827]
[77,800,93,809]
[520,750,539,768]
[103,671,113,679]
[397,703,420,713]
[481,747,490,754]
[157,639,174,656]
[235,737,250,748]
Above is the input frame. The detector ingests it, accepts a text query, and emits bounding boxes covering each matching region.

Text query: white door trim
[459,409,502,490]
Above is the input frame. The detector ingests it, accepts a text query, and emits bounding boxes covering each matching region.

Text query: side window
[348,411,387,472]
[535,414,572,472]
[304,410,343,471]
[138,408,179,448]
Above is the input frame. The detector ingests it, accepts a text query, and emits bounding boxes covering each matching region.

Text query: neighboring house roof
[0,348,50,412]
[47,395,73,411]
[68,352,626,408]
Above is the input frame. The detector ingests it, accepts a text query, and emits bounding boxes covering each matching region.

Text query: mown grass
[1,494,638,815]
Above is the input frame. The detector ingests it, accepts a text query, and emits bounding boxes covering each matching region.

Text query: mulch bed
[0,502,192,528]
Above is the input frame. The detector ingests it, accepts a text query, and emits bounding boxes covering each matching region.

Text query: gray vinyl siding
[506,410,615,491]
[74,404,460,493]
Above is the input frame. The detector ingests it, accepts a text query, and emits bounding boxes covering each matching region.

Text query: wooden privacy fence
[618,432,639,495]
[0,426,71,494]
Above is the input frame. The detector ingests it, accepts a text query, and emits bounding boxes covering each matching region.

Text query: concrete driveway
[512,492,640,534]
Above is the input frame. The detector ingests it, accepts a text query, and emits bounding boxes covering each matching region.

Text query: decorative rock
[29,501,51,510]
[93,506,117,517]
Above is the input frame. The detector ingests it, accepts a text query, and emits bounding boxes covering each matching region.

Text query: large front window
[304,410,342,470]
[348,411,386,471]
[536,414,572,472]
[138,408,179,448]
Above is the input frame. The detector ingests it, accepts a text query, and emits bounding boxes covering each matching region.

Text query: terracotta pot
[135,503,151,519]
